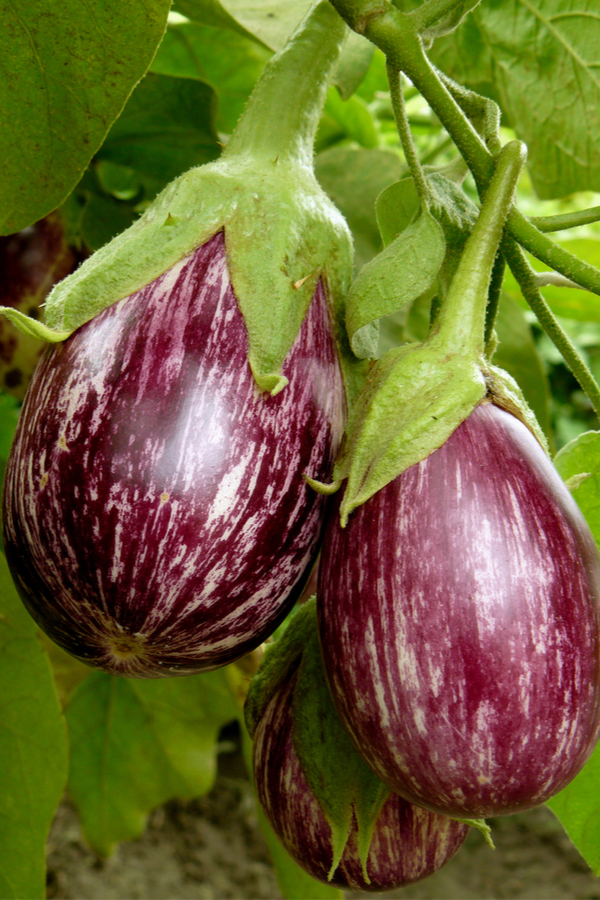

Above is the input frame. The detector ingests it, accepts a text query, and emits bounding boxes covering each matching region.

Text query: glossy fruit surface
[0,215,77,399]
[3,231,345,676]
[318,402,600,818]
[253,671,469,892]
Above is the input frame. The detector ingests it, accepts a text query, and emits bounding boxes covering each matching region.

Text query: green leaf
[333,32,374,100]
[0,551,68,899]
[96,73,220,192]
[315,147,403,270]
[67,667,240,856]
[176,0,314,50]
[554,430,600,549]
[430,0,600,199]
[317,87,379,153]
[493,294,553,446]
[0,394,20,533]
[0,0,171,235]
[151,21,271,133]
[376,178,419,248]
[547,739,600,874]
[503,238,600,324]
[346,209,446,356]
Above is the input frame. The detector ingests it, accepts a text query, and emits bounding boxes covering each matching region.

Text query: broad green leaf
[547,740,600,874]
[315,147,403,270]
[96,73,220,192]
[333,32,374,100]
[431,0,600,199]
[318,87,379,153]
[0,395,20,532]
[175,0,314,50]
[376,178,419,247]
[67,668,240,856]
[346,209,446,356]
[493,294,553,446]
[0,0,171,235]
[0,552,68,899]
[554,430,600,548]
[151,21,271,133]
[503,238,600,324]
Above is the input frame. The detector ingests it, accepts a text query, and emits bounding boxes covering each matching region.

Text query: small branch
[502,237,600,419]
[387,64,431,209]
[530,206,600,233]
[535,272,583,290]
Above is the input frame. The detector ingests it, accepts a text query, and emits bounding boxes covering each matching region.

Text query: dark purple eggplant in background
[0,214,78,399]
[318,402,600,818]
[3,233,345,676]
[253,668,469,892]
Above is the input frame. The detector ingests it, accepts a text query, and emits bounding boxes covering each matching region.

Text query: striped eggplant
[318,402,600,819]
[3,232,345,675]
[254,667,469,892]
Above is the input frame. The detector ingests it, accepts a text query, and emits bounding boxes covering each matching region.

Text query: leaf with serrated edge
[0,552,68,899]
[67,668,239,856]
[430,0,600,199]
[0,0,171,234]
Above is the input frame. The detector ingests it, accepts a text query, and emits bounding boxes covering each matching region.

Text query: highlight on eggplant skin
[253,671,470,892]
[3,231,346,677]
[318,402,600,819]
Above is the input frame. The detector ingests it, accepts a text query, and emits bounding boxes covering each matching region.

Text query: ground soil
[46,745,600,900]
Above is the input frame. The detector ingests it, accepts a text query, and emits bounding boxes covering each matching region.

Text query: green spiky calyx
[13,2,357,396]
[327,141,544,524]
[245,598,390,884]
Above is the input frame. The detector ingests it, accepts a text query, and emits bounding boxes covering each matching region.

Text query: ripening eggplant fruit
[1,2,354,676]
[253,667,469,892]
[4,233,345,675]
[318,401,600,819]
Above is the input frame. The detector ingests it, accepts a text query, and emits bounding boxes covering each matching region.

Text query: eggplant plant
[4,0,600,898]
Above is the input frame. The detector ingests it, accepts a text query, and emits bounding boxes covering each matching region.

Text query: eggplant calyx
[0,306,72,342]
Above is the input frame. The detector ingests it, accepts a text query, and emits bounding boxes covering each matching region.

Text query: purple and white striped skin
[3,231,345,676]
[253,671,469,892]
[318,402,600,818]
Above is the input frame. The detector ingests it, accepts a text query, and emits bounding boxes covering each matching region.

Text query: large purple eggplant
[3,232,345,675]
[254,668,469,892]
[318,402,600,818]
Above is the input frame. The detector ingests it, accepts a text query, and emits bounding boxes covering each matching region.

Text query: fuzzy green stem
[328,0,600,297]
[502,237,600,419]
[484,252,506,356]
[432,140,526,354]
[387,65,430,208]
[224,1,347,166]
[530,206,600,233]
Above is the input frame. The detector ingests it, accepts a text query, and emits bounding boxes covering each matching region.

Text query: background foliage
[3,0,600,897]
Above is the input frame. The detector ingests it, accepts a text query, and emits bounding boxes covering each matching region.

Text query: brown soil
[46,751,600,900]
